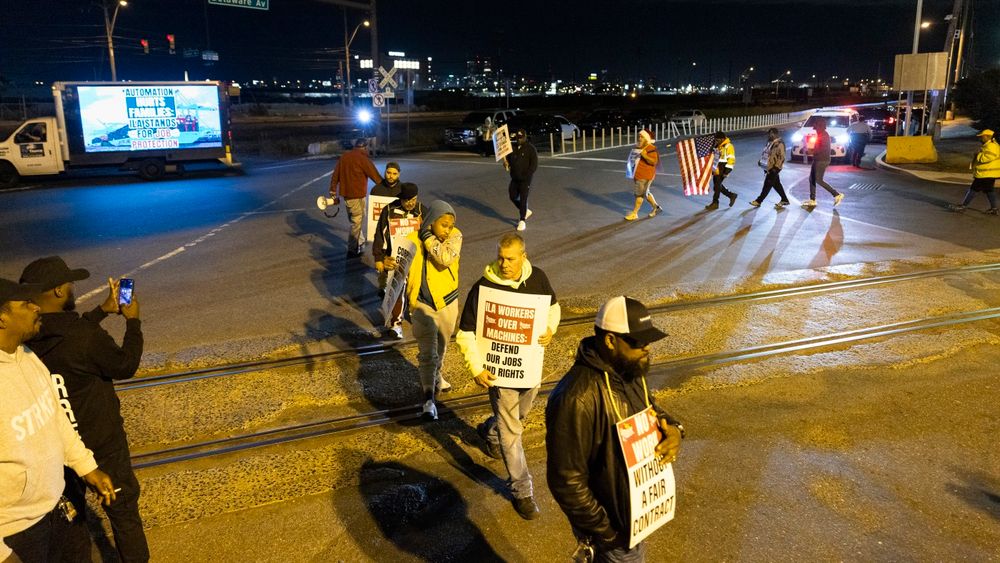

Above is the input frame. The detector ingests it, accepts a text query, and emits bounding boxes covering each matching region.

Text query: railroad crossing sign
[367,79,379,94]
[372,93,386,108]
[378,66,398,89]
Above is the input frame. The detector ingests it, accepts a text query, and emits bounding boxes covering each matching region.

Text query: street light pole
[103,0,127,81]
[343,14,369,108]
[904,0,923,136]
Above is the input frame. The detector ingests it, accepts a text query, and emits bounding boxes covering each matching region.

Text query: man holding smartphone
[19,257,148,562]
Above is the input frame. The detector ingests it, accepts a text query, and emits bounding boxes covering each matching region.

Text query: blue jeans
[483,385,540,498]
[597,541,647,563]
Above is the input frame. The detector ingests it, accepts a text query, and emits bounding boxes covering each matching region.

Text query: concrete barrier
[307,141,340,155]
[885,136,938,164]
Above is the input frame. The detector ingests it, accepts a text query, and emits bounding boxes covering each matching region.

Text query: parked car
[577,109,631,132]
[669,109,707,126]
[628,108,671,128]
[444,109,521,150]
[789,108,859,162]
[553,114,579,141]
[857,105,897,143]
[505,113,563,146]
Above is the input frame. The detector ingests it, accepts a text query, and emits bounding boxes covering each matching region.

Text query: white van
[789,109,859,162]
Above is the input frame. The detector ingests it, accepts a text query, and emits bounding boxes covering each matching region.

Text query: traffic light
[166,34,175,54]
[140,38,149,54]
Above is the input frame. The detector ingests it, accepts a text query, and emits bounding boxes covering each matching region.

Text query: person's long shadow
[334,458,507,562]
[448,193,509,223]
[565,186,625,214]
[808,210,844,269]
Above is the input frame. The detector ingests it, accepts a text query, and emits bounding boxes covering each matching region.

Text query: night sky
[1,0,998,86]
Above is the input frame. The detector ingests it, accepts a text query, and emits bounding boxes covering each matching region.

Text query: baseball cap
[0,278,45,308]
[977,129,994,138]
[595,296,668,346]
[398,182,419,200]
[19,256,90,292]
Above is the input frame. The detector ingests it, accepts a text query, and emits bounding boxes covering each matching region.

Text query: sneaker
[949,204,966,211]
[749,200,761,207]
[802,199,817,208]
[512,496,540,520]
[476,422,502,459]
[989,208,999,215]
[648,205,663,218]
[516,220,526,231]
[624,213,638,221]
[776,200,790,208]
[525,209,533,219]
[422,400,438,421]
[437,377,452,393]
[833,193,844,207]
[390,324,403,339]
[728,193,738,207]
[704,202,719,210]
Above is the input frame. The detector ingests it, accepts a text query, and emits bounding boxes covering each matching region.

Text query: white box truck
[0,81,238,188]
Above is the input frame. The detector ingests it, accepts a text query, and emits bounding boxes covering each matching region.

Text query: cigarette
[113,488,122,493]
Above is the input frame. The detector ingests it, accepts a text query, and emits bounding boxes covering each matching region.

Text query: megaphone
[317,195,340,217]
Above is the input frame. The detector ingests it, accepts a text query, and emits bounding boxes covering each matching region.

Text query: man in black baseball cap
[19,257,148,562]
[545,295,683,562]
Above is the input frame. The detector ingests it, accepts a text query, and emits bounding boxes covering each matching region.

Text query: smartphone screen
[118,278,134,306]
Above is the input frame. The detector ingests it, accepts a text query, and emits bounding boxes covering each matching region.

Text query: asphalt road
[1,126,996,368]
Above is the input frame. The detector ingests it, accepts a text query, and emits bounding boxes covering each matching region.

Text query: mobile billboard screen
[76,85,223,153]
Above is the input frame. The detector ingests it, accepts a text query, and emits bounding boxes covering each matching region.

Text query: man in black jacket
[503,129,538,232]
[20,256,148,563]
[546,296,683,562]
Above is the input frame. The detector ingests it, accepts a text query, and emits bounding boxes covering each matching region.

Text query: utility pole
[903,0,923,137]
[929,0,963,140]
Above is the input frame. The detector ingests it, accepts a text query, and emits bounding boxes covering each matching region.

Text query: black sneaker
[476,422,502,459]
[728,193,738,207]
[512,496,540,520]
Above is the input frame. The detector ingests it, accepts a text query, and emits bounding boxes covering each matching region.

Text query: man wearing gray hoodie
[455,233,560,520]
[0,278,115,563]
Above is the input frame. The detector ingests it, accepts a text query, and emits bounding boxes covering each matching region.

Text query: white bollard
[602,129,606,149]
[550,133,555,155]
[572,132,577,153]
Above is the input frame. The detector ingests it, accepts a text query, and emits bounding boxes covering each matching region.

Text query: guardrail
[550,109,814,156]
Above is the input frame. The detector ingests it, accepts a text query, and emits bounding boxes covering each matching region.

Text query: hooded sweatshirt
[1,345,98,558]
[406,200,462,310]
[455,258,561,378]
[27,308,142,458]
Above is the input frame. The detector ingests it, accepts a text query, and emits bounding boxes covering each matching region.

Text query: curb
[875,150,971,186]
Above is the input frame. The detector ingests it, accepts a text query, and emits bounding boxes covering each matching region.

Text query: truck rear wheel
[138,158,165,180]
[0,161,19,189]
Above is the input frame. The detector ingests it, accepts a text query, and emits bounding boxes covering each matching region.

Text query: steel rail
[119,262,1000,393]
[131,305,1000,468]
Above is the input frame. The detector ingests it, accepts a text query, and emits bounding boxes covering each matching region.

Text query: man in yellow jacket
[952,129,1000,215]
[406,200,462,420]
[706,131,738,210]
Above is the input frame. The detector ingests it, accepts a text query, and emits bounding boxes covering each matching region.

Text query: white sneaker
[834,193,844,207]
[438,377,452,392]
[422,400,438,421]
[803,199,817,207]
[525,209,533,219]
[516,220,526,231]
[390,325,403,339]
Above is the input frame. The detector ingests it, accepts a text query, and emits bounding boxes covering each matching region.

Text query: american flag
[676,135,716,196]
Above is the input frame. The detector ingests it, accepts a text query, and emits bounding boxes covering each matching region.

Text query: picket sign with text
[625,148,642,179]
[380,235,417,323]
[365,194,398,244]
[616,406,676,549]
[475,286,548,389]
[493,124,513,162]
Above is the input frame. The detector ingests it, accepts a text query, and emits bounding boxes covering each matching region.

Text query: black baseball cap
[595,296,668,346]
[19,256,90,292]
[398,182,419,200]
[0,278,45,308]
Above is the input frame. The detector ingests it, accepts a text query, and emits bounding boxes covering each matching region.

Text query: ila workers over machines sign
[475,286,549,389]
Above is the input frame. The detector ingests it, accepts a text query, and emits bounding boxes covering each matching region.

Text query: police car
[789,109,860,162]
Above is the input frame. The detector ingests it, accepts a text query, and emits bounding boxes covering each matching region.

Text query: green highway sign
[208,0,269,10]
